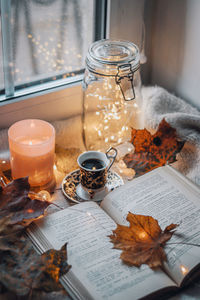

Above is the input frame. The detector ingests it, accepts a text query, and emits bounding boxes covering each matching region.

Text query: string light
[83,75,139,150]
[180,265,189,275]
[138,231,148,240]
[37,190,51,202]
[29,190,51,202]
[0,177,7,187]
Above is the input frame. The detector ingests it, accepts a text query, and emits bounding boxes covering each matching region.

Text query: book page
[30,201,176,300]
[101,166,200,286]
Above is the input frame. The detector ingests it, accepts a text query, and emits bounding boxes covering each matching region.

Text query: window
[0,0,107,101]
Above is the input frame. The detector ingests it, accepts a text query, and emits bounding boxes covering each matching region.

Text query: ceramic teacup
[76,147,117,201]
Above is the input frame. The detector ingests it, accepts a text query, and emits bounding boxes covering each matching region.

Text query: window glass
[2,0,94,91]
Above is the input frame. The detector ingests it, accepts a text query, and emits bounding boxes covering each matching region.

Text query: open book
[27,165,200,300]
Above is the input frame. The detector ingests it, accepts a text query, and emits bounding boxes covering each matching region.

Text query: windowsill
[0,82,82,129]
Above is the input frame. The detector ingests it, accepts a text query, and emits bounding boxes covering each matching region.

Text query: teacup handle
[106,147,118,171]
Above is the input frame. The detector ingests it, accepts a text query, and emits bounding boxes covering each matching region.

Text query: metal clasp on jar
[115,63,139,101]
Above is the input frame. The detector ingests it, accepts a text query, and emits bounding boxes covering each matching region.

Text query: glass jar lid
[86,39,140,76]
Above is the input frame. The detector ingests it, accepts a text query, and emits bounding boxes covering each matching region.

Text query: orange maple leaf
[124,119,185,176]
[109,212,178,269]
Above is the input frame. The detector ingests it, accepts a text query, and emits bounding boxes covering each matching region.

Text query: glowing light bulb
[180,265,188,275]
[139,231,148,240]
[38,190,51,202]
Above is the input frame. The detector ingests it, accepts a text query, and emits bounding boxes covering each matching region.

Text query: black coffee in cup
[81,158,105,170]
[77,148,117,200]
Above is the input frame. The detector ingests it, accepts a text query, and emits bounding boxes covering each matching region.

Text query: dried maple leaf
[109,212,178,269]
[124,119,185,176]
[33,244,71,292]
[0,232,70,296]
[0,177,51,224]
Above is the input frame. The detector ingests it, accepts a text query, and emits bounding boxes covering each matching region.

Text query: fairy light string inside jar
[82,39,144,152]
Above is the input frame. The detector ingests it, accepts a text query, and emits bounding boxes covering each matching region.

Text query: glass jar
[82,39,144,151]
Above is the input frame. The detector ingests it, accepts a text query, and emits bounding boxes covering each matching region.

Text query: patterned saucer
[62,169,124,203]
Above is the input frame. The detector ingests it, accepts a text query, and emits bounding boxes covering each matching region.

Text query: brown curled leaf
[0,177,51,225]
